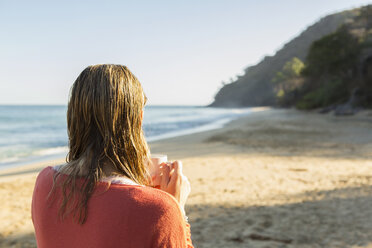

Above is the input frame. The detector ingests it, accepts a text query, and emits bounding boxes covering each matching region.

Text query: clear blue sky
[0,0,371,106]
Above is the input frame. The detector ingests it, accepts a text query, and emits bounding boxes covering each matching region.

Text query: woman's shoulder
[37,165,64,178]
[110,183,181,213]
[34,166,55,184]
[129,187,185,225]
[35,166,182,219]
[37,165,54,175]
[94,182,185,227]
[34,165,69,185]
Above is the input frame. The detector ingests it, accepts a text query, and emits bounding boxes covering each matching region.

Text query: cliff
[210,9,358,107]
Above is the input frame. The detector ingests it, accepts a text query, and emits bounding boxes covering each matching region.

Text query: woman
[31,64,193,247]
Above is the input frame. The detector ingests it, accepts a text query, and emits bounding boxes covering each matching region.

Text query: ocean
[0,105,252,169]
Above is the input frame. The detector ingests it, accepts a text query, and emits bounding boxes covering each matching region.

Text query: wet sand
[1,108,372,247]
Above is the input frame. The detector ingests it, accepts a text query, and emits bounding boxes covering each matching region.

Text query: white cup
[150,154,167,186]
[150,154,167,167]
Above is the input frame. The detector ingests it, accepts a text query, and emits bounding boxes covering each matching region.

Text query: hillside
[210,8,359,107]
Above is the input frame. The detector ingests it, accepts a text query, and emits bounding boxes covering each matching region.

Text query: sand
[1,108,372,248]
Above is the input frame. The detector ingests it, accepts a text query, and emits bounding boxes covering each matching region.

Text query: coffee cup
[150,154,167,187]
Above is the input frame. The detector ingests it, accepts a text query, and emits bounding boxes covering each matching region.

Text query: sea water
[0,105,252,169]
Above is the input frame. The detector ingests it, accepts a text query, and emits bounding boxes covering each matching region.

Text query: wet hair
[50,64,150,224]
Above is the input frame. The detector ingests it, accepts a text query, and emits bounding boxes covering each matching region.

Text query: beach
[1,108,372,248]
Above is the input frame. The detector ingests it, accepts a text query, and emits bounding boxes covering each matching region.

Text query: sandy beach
[1,108,372,248]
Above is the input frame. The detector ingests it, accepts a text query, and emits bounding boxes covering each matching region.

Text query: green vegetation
[272,57,304,106]
[302,26,360,78]
[273,57,304,83]
[274,24,365,110]
[295,78,348,109]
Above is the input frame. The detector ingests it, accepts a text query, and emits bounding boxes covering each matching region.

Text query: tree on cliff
[296,25,361,109]
[272,57,304,106]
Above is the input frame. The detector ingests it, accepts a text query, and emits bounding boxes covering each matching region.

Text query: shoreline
[0,107,268,173]
[1,108,372,247]
[0,105,255,172]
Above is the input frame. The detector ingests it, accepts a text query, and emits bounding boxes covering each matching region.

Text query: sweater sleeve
[150,193,194,248]
[185,222,194,248]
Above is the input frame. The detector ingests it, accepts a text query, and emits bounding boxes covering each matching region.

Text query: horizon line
[0,103,209,107]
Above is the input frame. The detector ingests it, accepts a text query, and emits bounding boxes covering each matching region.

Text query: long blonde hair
[50,64,151,224]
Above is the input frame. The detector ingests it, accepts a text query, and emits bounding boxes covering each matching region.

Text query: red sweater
[32,166,194,248]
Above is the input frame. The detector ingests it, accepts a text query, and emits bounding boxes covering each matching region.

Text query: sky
[0,0,371,106]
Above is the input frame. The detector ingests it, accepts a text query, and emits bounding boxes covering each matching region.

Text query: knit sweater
[31,166,194,248]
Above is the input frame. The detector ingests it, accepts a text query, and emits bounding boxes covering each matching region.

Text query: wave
[146,117,234,142]
[0,106,254,170]
[35,146,68,156]
[0,146,69,169]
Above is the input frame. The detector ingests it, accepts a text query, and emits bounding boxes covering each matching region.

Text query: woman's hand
[157,161,191,212]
